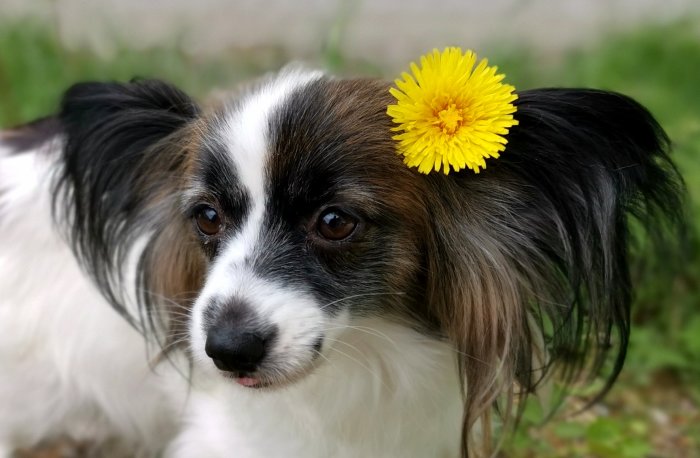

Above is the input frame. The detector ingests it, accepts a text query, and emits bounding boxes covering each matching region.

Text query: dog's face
[183,73,431,387]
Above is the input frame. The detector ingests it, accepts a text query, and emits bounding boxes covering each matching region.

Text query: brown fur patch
[136,126,208,351]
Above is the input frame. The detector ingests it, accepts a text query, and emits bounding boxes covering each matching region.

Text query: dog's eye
[194,205,222,236]
[317,208,357,241]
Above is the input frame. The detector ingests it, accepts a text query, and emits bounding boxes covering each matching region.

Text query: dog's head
[55,68,684,455]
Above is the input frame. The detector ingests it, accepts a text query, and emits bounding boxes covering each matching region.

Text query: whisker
[311,348,333,366]
[319,292,406,311]
[138,288,193,311]
[161,336,191,350]
[324,345,387,389]
[321,324,400,348]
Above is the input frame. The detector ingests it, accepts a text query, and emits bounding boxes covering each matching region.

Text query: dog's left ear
[424,89,686,456]
[55,79,202,329]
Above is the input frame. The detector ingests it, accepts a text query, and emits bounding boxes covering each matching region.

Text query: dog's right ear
[59,80,199,192]
[55,79,201,326]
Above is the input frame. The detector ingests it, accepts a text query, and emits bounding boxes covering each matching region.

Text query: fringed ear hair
[393,51,685,457]
[55,79,205,347]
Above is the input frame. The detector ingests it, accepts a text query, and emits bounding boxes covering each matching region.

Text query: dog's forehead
[211,69,324,201]
[208,71,400,200]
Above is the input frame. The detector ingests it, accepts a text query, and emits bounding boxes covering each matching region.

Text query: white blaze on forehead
[223,67,324,206]
[219,67,324,263]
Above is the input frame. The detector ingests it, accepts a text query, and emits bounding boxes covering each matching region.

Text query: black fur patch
[54,79,200,328]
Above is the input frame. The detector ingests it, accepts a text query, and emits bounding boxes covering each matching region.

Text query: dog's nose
[205,327,268,373]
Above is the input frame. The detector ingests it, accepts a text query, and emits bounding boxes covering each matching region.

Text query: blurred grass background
[1,11,699,458]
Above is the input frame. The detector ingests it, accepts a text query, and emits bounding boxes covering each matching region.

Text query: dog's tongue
[236,377,260,387]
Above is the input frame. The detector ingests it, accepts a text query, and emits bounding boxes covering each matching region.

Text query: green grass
[0,22,289,127]
[1,17,699,458]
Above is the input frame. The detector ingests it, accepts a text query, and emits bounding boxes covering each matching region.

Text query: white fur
[0,143,180,455]
[0,69,464,457]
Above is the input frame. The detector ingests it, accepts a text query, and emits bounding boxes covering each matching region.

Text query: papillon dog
[0,67,685,457]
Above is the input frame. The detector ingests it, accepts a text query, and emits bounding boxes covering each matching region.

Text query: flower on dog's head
[387,47,519,174]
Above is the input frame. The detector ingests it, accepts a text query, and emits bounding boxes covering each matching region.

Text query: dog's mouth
[219,368,316,390]
[216,348,325,390]
[228,374,273,389]
[235,375,263,387]
[217,371,267,388]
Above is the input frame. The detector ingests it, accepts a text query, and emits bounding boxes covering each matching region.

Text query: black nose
[205,327,268,373]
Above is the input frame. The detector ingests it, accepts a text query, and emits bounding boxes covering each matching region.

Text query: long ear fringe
[53,80,202,344]
[427,89,686,457]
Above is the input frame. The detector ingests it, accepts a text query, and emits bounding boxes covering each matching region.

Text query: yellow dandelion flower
[387,47,519,174]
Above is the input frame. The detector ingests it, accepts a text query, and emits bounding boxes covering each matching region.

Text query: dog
[0,66,685,457]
